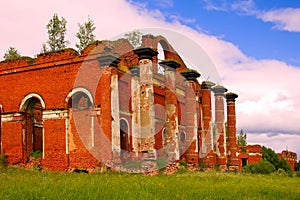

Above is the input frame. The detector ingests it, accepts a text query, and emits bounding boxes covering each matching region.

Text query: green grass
[0,167,300,200]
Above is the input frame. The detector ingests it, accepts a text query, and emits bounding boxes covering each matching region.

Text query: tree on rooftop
[42,13,69,52]
[3,47,21,60]
[125,30,142,48]
[237,129,247,146]
[75,17,96,52]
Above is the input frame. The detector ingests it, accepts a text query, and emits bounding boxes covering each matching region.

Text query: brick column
[130,67,140,157]
[97,55,121,163]
[133,48,158,160]
[181,70,200,163]
[226,92,239,170]
[212,85,227,170]
[201,81,216,166]
[159,60,180,161]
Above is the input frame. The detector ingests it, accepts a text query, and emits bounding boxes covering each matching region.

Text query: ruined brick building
[0,35,296,172]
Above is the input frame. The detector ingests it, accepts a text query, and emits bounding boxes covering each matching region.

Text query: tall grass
[0,167,299,199]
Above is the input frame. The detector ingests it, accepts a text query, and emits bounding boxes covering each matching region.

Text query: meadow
[0,167,299,200]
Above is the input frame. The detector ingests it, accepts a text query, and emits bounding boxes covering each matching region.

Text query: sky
[0,0,300,157]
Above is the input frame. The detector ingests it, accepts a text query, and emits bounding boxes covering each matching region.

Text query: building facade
[0,34,288,172]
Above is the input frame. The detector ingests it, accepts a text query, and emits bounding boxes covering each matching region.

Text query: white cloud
[248,133,300,156]
[259,8,300,32]
[153,0,174,8]
[202,1,300,33]
[231,0,257,15]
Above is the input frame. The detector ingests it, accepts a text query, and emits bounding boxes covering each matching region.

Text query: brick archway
[20,93,45,160]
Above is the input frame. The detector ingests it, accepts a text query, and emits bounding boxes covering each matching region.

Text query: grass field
[0,167,299,200]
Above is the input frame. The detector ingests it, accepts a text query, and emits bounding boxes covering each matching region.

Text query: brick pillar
[212,85,228,170]
[97,55,121,163]
[130,67,140,157]
[201,81,216,167]
[226,92,239,170]
[181,70,200,163]
[133,48,158,160]
[159,60,180,161]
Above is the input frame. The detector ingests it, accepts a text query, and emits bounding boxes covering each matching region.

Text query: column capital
[133,47,158,61]
[180,68,201,81]
[159,60,181,71]
[212,85,228,96]
[97,54,120,68]
[201,81,215,90]
[226,92,238,102]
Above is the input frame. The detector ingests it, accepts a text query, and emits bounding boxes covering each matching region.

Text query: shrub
[243,160,275,174]
[296,170,300,177]
[30,151,42,158]
[179,160,187,168]
[198,162,207,171]
[241,147,247,153]
[214,164,221,171]
[0,152,8,167]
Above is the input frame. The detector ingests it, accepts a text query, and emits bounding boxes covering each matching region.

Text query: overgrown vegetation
[0,151,8,167]
[30,151,42,158]
[0,167,299,199]
[237,129,247,146]
[243,146,292,175]
[41,13,69,53]
[125,30,142,48]
[75,17,96,52]
[3,47,21,60]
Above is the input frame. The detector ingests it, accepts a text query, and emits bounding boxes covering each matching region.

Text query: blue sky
[130,0,300,67]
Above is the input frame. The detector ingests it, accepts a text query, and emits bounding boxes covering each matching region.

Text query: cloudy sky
[1,0,300,157]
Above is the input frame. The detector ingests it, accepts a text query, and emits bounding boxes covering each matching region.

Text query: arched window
[65,87,94,109]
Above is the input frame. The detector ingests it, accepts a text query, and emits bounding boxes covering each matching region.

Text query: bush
[0,152,8,167]
[198,162,207,171]
[30,151,42,158]
[179,160,187,168]
[262,146,292,173]
[296,170,300,177]
[243,160,275,174]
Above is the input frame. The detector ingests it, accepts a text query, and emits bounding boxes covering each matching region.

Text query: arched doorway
[20,94,45,159]
[120,119,129,162]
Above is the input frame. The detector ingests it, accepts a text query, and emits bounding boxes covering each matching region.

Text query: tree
[262,146,291,172]
[125,30,142,48]
[237,129,247,146]
[44,13,69,52]
[3,47,21,60]
[75,17,96,52]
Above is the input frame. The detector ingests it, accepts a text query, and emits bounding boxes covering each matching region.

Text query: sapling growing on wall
[42,13,69,53]
[75,17,96,52]
[3,47,21,60]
